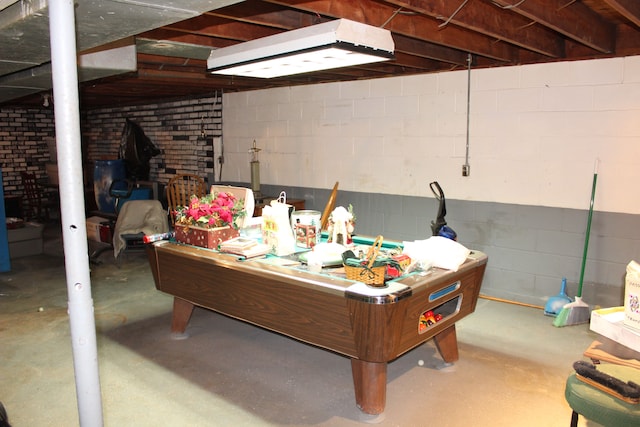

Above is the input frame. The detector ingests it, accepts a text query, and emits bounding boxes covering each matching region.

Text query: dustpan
[544,277,573,317]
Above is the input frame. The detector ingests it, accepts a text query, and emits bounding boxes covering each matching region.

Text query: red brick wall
[0,109,56,195]
[0,94,222,198]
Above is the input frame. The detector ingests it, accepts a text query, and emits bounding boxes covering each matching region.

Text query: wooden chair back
[166,174,207,224]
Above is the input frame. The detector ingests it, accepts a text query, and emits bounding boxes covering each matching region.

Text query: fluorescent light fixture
[207,19,394,78]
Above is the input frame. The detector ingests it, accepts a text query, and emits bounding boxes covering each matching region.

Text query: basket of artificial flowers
[343,235,387,287]
[173,190,246,249]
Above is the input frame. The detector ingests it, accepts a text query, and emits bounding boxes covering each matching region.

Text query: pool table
[146,241,488,414]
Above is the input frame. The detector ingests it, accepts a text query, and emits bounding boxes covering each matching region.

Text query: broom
[554,161,598,327]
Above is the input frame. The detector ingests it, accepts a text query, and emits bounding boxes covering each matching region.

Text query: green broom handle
[578,161,598,297]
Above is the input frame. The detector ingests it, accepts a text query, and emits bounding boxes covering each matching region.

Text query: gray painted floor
[1,224,603,426]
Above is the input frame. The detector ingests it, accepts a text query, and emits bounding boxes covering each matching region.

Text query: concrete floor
[0,223,603,427]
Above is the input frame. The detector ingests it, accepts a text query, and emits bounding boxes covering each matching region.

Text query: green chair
[564,363,640,426]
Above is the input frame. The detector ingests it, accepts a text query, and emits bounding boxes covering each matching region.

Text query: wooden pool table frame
[146,241,487,414]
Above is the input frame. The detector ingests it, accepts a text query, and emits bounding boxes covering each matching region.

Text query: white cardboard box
[86,216,109,242]
[590,307,640,353]
[624,261,640,331]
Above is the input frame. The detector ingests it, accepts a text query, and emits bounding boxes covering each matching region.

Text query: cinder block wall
[281,185,632,309]
[222,56,640,308]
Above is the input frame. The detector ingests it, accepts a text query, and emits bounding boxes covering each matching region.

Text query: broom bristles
[553,296,591,327]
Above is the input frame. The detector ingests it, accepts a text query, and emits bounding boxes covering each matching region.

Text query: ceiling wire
[380,7,417,28]
[438,0,469,28]
[381,7,403,28]
[558,1,578,10]
[518,20,538,30]
[464,53,472,176]
[491,0,528,9]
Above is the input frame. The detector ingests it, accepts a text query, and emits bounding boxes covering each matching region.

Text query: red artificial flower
[175,191,245,229]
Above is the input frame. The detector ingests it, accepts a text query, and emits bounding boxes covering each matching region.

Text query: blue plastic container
[93,160,126,214]
[0,167,11,272]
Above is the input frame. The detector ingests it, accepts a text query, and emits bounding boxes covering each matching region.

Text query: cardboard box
[86,216,109,242]
[590,307,640,353]
[7,222,44,258]
[624,261,640,331]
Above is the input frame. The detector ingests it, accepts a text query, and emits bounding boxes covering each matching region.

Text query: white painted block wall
[223,56,640,215]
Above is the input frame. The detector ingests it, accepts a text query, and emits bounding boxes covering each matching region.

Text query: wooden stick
[320,181,339,230]
[479,294,544,310]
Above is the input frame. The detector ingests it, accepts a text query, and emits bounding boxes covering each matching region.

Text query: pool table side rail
[148,243,360,357]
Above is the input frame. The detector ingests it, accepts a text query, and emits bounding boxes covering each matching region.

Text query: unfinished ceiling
[2,0,640,110]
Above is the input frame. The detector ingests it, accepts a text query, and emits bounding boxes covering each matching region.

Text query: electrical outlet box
[462,164,470,176]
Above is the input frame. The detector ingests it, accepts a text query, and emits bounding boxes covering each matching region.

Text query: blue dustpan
[544,278,573,317]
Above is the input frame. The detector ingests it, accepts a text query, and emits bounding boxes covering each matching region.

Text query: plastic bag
[262,191,296,256]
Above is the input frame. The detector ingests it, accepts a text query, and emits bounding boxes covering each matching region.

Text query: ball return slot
[419,281,462,333]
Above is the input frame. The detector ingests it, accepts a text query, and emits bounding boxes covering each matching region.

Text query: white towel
[402,236,470,271]
[112,200,168,258]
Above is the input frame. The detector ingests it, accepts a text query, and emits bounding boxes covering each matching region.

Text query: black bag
[119,119,161,181]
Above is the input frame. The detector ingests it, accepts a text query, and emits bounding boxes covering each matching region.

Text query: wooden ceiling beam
[491,0,615,54]
[393,34,472,67]
[611,23,640,56]
[602,0,640,27]
[163,15,283,42]
[263,0,519,63]
[137,53,206,66]
[382,0,564,58]
[207,0,320,29]
[388,51,445,72]
[136,28,239,49]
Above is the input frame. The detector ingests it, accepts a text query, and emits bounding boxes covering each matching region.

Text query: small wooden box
[174,224,239,249]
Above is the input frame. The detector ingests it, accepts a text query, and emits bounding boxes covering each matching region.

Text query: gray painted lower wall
[256,183,638,309]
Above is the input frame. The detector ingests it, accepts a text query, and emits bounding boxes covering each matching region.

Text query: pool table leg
[433,324,459,363]
[171,297,195,336]
[351,359,386,415]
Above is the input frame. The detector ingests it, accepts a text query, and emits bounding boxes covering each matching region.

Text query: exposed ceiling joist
[1,0,639,109]
[384,0,566,58]
[602,0,640,27]
[491,0,615,53]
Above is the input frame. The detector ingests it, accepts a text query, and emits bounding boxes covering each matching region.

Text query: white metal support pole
[48,0,104,425]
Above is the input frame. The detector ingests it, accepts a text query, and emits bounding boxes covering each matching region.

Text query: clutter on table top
[148,191,474,286]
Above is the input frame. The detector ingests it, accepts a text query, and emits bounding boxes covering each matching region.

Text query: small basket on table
[343,235,387,287]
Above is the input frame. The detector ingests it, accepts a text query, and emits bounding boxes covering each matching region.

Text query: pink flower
[175,190,245,229]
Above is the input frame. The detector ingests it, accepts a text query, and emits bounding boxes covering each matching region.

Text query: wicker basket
[344,235,386,287]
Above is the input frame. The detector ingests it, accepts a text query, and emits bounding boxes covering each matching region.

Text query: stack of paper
[219,237,270,258]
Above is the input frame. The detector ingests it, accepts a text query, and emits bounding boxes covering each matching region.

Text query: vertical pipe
[463,53,472,176]
[48,0,104,425]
